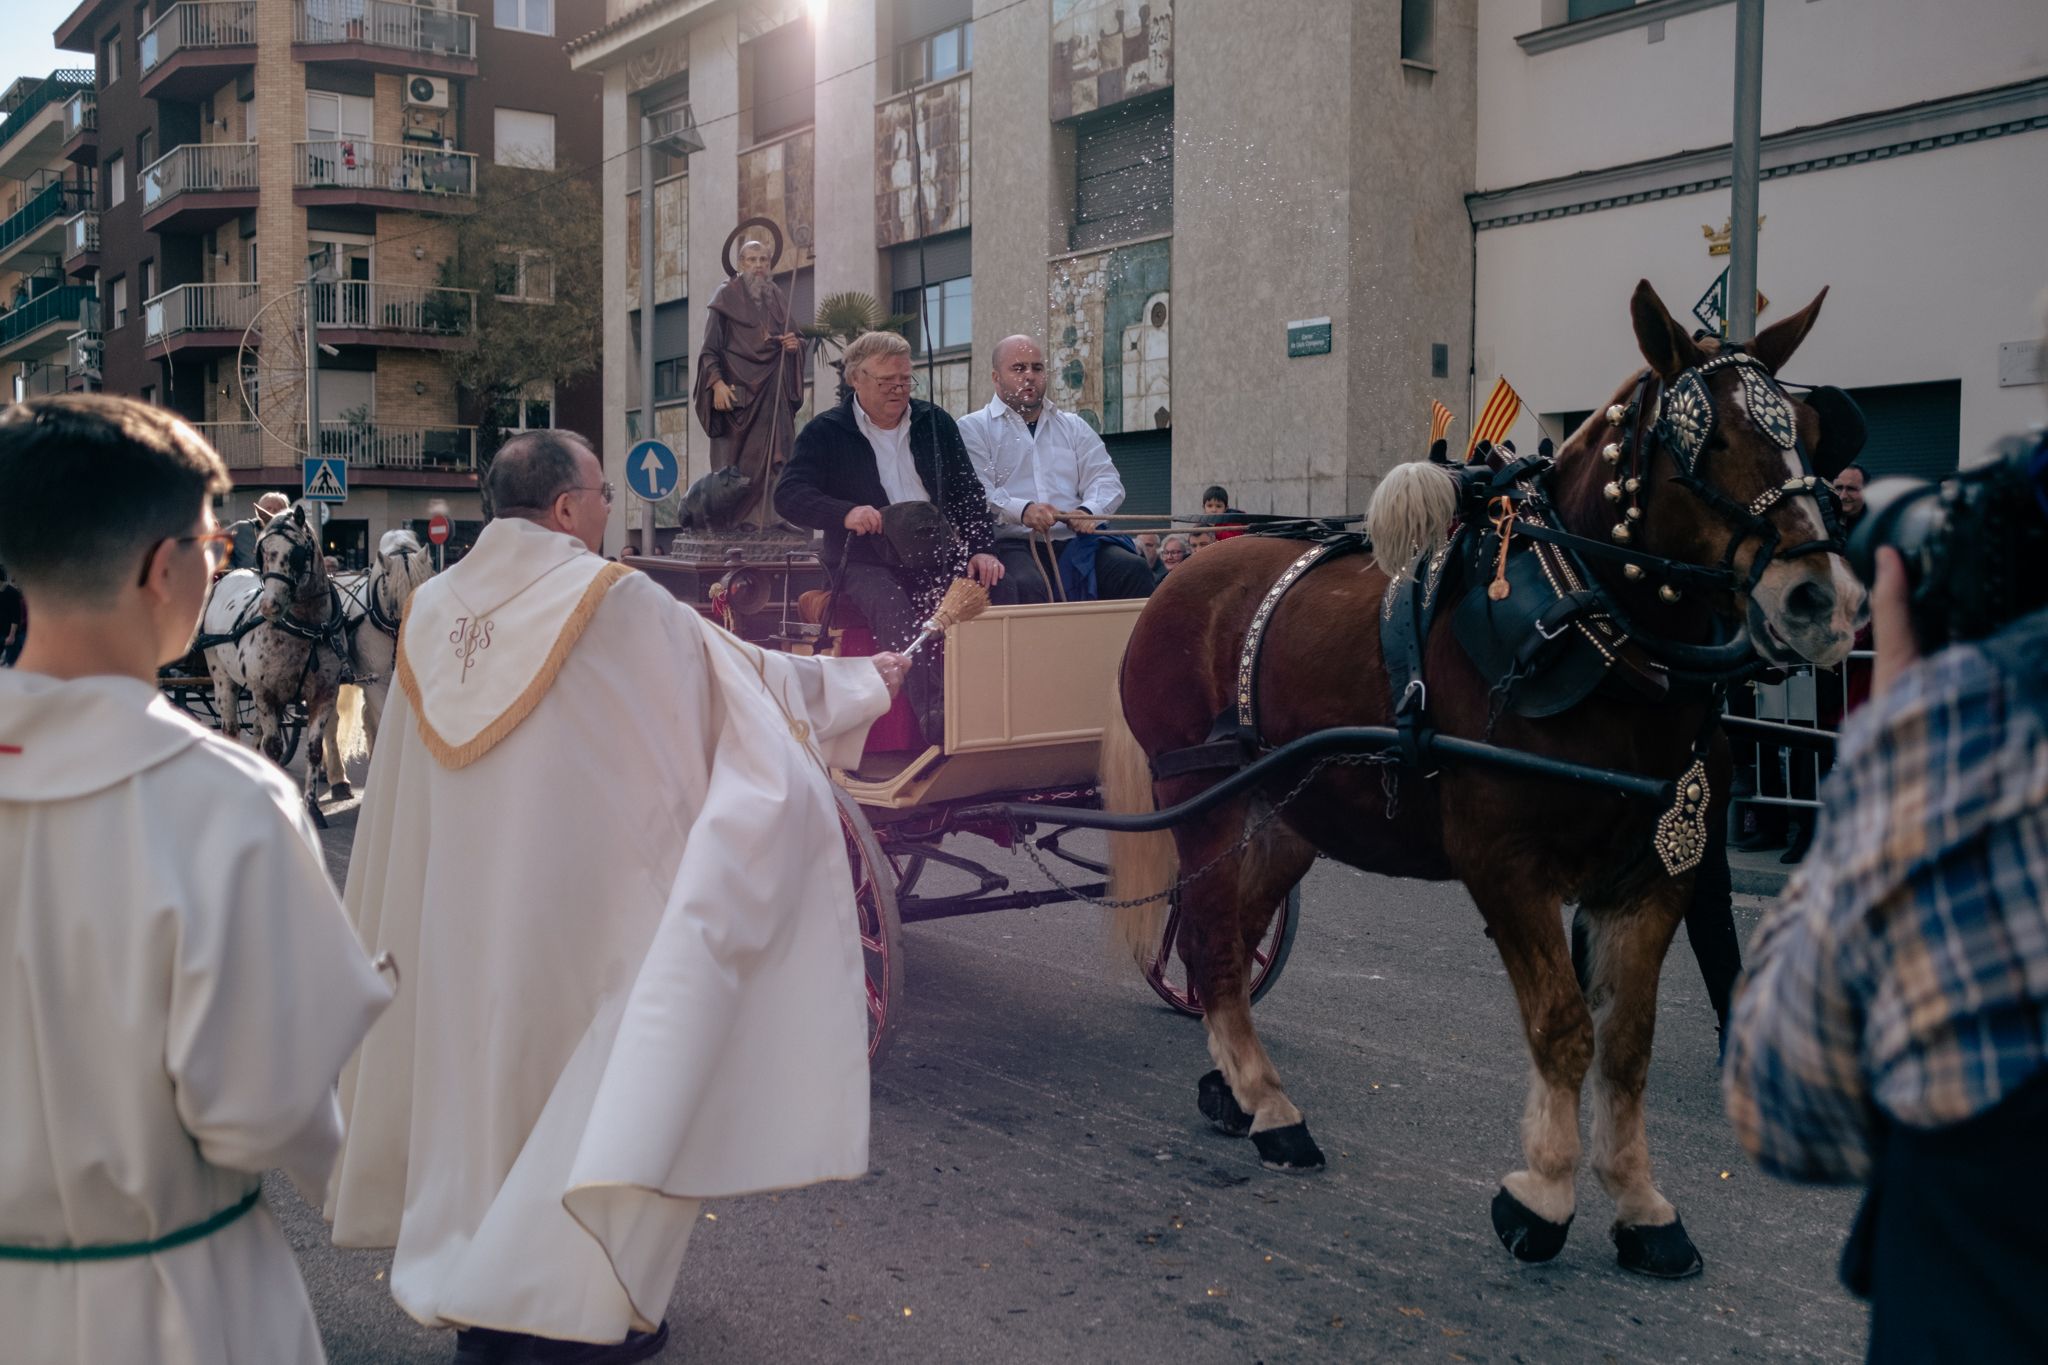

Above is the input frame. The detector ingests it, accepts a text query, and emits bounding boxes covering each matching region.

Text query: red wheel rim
[1144,892,1295,1018]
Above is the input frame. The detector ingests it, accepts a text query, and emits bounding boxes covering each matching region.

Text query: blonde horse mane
[1365,461,1458,575]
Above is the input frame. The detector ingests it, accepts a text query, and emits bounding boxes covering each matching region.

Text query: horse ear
[1749,286,1828,375]
[1630,279,1704,379]
[292,504,306,527]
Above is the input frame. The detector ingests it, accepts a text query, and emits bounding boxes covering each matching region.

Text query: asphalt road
[293,776,1867,1364]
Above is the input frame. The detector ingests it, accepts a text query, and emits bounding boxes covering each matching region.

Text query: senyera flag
[1429,400,1455,445]
[1464,377,1523,460]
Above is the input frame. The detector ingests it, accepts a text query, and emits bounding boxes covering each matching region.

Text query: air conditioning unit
[403,75,450,110]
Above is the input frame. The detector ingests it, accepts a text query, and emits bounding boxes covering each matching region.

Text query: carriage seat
[792,591,925,754]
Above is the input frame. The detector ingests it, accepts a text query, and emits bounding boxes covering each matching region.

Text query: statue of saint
[691,237,805,531]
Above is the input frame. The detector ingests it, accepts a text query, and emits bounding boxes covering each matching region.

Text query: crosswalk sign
[303,457,348,503]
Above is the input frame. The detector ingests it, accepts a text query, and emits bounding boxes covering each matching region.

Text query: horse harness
[1149,350,1864,877]
[197,522,355,687]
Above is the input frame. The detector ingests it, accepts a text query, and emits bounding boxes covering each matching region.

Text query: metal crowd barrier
[1719,649,1873,816]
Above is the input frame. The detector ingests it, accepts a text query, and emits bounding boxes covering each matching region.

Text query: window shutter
[1071,94,1173,252]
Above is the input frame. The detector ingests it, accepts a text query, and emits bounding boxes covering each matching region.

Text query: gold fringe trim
[396,561,633,770]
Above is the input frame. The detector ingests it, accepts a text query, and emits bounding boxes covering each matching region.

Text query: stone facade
[875,74,969,247]
[1050,0,1172,121]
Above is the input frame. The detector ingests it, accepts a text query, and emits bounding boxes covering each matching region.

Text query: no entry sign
[427,512,451,546]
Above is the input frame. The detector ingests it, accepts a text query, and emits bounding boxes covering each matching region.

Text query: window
[109,275,128,329]
[1400,0,1434,65]
[641,79,693,184]
[1070,92,1172,252]
[103,31,121,85]
[245,232,259,282]
[494,382,555,433]
[136,129,154,182]
[895,19,972,92]
[494,108,556,169]
[654,357,688,402]
[107,153,125,208]
[140,383,155,407]
[746,21,813,143]
[1567,0,1636,19]
[494,0,553,35]
[895,277,970,356]
[140,259,156,302]
[493,249,554,303]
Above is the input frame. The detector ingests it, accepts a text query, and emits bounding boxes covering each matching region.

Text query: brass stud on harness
[1626,505,1643,522]
[1623,562,1644,581]
[1607,404,1627,424]
[1604,481,1623,503]
[1612,522,1632,543]
[1659,584,1683,604]
[1624,477,1640,494]
[1602,442,1623,465]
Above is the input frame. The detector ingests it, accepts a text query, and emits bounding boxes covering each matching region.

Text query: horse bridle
[255,519,347,648]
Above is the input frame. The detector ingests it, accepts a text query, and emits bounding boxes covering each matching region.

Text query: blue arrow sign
[625,439,679,502]
[303,457,348,503]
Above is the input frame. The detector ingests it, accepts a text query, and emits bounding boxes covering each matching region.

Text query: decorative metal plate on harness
[1238,542,1345,733]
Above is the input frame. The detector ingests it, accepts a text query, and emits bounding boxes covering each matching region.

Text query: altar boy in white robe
[328,430,908,1364]
[0,395,394,1365]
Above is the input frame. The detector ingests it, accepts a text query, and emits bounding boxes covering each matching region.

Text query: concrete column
[812,0,880,307]
[967,0,1051,414]
[686,13,742,489]
[601,63,631,549]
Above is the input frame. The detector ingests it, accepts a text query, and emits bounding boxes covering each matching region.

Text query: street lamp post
[1727,0,1764,341]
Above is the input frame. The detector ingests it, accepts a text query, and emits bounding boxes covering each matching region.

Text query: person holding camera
[1723,432,2048,1362]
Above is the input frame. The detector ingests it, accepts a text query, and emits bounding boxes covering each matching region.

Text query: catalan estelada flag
[1429,400,1455,445]
[1464,377,1523,460]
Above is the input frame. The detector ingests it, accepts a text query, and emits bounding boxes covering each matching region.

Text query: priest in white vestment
[328,430,905,1363]
[0,395,393,1365]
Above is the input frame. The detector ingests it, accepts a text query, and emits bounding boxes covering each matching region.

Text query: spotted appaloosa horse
[321,528,436,796]
[201,502,347,817]
[1100,282,1866,1278]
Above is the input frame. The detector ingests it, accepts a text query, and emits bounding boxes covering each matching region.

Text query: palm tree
[799,292,917,403]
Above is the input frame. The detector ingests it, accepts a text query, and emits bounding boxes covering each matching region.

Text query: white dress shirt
[854,400,929,505]
[957,394,1126,540]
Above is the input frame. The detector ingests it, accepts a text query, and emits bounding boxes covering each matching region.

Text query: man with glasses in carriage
[0,395,393,1364]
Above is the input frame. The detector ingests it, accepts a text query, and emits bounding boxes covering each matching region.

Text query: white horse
[200,503,349,822]
[322,528,435,795]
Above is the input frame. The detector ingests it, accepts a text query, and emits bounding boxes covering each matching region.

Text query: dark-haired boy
[0,395,391,1363]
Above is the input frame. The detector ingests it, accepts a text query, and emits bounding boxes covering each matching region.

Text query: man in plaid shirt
[1725,501,2048,1361]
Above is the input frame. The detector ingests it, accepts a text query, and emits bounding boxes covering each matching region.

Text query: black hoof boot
[329,780,353,801]
[1490,1187,1574,1263]
[1251,1123,1325,1171]
[307,797,330,831]
[1613,1216,1703,1279]
[1196,1070,1253,1137]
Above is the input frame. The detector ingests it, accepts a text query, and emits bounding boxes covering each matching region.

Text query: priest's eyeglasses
[571,481,615,505]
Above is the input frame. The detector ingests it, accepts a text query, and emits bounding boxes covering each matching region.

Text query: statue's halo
[721,217,787,278]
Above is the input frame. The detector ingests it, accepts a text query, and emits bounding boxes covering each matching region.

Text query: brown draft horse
[1101,281,1865,1278]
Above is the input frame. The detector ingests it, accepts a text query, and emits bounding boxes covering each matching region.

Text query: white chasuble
[0,672,392,1365]
[328,518,892,1343]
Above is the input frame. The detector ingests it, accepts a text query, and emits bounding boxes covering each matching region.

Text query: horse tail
[1101,673,1176,967]
[1365,460,1458,575]
[333,683,368,764]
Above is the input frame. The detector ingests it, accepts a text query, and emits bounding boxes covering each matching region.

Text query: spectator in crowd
[1191,530,1217,552]
[1833,464,1866,536]
[1155,534,1190,583]
[1135,532,1161,570]
[1202,485,1248,540]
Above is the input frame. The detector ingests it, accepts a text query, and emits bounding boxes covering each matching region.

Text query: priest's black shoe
[524,1321,671,1364]
[452,1327,527,1364]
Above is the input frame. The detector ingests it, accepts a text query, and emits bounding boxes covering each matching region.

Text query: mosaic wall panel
[1048,238,1170,434]
[1051,0,1173,121]
[625,175,689,308]
[875,74,970,248]
[738,0,807,43]
[738,128,816,273]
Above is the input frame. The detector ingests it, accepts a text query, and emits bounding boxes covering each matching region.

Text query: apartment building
[0,70,98,410]
[567,0,1477,546]
[44,0,605,566]
[1470,0,2048,472]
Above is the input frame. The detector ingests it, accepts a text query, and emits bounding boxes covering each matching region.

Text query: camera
[1846,433,2048,650]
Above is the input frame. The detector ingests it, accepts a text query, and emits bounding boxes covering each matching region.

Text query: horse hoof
[1491,1187,1574,1263]
[328,781,353,801]
[1613,1216,1703,1279]
[1197,1070,1253,1137]
[1251,1123,1325,1171]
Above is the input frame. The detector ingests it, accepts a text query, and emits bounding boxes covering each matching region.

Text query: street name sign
[626,439,679,502]
[303,457,348,503]
[1286,317,1333,358]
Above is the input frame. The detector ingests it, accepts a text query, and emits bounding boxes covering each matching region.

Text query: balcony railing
[0,179,90,253]
[0,283,94,350]
[63,210,98,261]
[144,281,262,344]
[65,326,101,379]
[295,140,476,198]
[310,421,476,471]
[141,141,259,212]
[0,70,92,156]
[63,89,96,139]
[314,280,474,337]
[140,2,258,73]
[192,421,266,469]
[295,0,477,59]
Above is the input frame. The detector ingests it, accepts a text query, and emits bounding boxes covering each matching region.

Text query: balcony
[61,90,96,165]
[138,2,258,102]
[144,281,262,355]
[62,210,99,277]
[64,326,101,387]
[294,0,478,78]
[311,421,477,473]
[0,177,92,273]
[140,142,259,234]
[0,70,93,180]
[0,283,95,362]
[314,280,473,349]
[294,140,477,212]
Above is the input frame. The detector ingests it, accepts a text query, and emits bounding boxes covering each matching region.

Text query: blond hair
[843,329,912,381]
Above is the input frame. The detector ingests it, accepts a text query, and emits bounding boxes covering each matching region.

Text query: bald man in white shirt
[958,336,1155,605]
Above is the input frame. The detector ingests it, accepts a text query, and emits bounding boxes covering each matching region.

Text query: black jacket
[776,395,997,567]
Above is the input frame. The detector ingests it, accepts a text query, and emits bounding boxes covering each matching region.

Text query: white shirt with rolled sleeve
[853,401,929,505]
[958,394,1125,541]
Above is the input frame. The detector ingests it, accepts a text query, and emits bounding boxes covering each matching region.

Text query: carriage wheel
[1143,884,1301,1018]
[835,787,904,1068]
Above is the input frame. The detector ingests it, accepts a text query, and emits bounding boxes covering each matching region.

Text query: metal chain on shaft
[1009,751,1398,911]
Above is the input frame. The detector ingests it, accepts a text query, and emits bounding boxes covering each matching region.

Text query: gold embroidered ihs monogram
[450,616,494,683]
